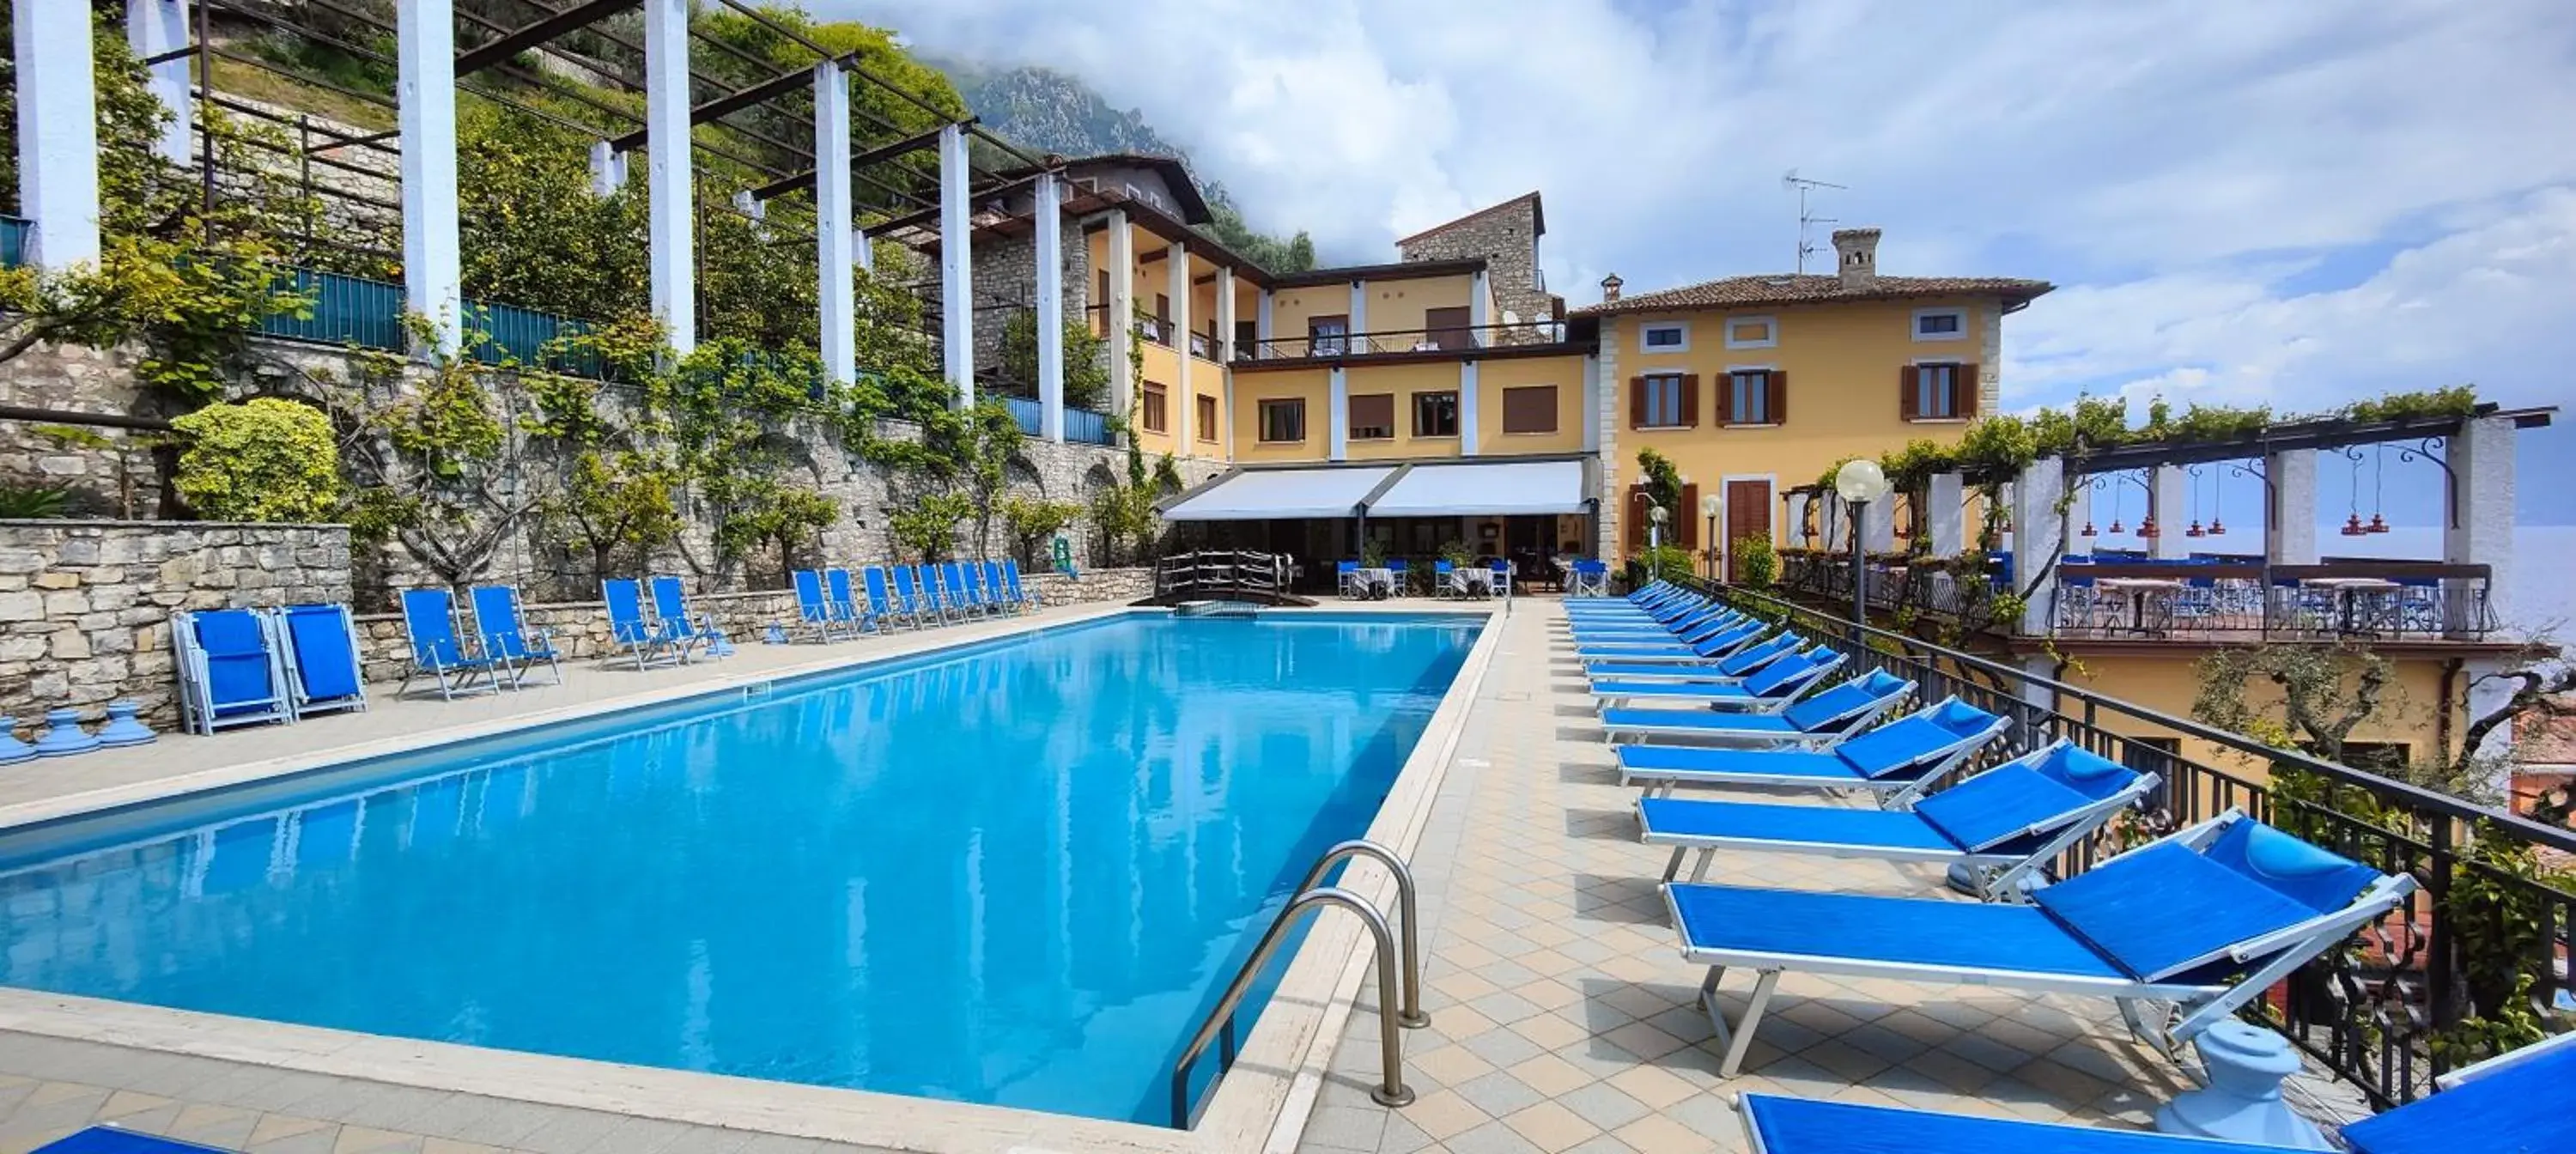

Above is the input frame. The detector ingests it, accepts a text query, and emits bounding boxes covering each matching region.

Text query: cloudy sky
[819,0,2576,524]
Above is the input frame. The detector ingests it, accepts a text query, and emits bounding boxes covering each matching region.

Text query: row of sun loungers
[171,604,368,736]
[1552,580,2422,1116]
[786,559,1037,641]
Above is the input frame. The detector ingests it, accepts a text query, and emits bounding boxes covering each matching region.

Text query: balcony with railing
[1239,319,1572,362]
[2052,560,2498,641]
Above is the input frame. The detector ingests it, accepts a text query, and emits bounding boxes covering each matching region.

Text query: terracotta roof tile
[1571,273,2053,317]
[2514,703,2576,766]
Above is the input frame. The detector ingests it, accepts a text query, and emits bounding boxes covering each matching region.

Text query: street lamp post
[1834,459,1892,645]
[1647,506,1670,579]
[1700,493,1721,582]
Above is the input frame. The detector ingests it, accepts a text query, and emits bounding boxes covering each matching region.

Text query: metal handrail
[1291,840,1429,1028]
[1168,885,1417,1127]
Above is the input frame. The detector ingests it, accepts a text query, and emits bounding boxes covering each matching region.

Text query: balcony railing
[1136,308,1171,348]
[1243,319,1571,361]
[1695,577,2576,1110]
[1188,330,1213,360]
[2054,561,2498,641]
[999,394,1117,446]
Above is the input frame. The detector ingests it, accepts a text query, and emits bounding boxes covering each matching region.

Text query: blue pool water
[0,613,1479,1125]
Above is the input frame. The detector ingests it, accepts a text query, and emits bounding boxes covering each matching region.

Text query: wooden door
[1425,306,1472,350]
[1725,480,1772,583]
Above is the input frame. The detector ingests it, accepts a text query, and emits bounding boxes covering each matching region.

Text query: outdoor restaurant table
[1456,568,1495,598]
[2092,576,2184,635]
[2303,576,2400,635]
[1356,567,1396,598]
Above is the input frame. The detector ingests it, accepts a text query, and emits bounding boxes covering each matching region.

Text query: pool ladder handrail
[1168,839,1426,1127]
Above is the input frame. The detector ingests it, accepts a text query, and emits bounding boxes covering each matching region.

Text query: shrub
[0,483,71,519]
[170,398,341,521]
[999,495,1083,566]
[1731,534,1777,588]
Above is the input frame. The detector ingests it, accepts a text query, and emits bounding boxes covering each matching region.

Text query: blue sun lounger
[397,588,500,700]
[603,577,683,669]
[271,604,368,719]
[1668,811,2415,1077]
[648,575,720,659]
[1737,1029,2576,1153]
[1564,603,1736,641]
[824,568,872,635]
[1642,739,2159,900]
[1003,558,1040,610]
[1582,631,1806,683]
[1564,581,1688,615]
[172,608,294,735]
[1592,649,1844,720]
[1616,697,2011,805]
[791,568,841,641]
[863,566,918,629]
[892,564,944,625]
[1576,623,1783,667]
[1571,611,1759,653]
[982,561,1022,614]
[1590,645,1842,707]
[949,561,994,617]
[1597,671,1916,750]
[471,585,561,687]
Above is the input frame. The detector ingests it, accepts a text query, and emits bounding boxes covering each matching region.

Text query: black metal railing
[1244,320,1571,361]
[2048,562,2498,641]
[1693,576,2576,1110]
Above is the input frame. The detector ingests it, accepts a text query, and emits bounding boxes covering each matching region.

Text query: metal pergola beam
[2063,406,2556,476]
[455,0,639,76]
[750,122,948,201]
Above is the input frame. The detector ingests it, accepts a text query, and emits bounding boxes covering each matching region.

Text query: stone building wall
[1396,197,1555,328]
[0,341,169,519]
[922,219,1095,381]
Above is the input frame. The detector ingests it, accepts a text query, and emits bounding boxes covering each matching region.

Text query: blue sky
[819,0,2576,526]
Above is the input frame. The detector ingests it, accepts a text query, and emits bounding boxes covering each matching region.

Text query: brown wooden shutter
[1958,363,1981,418]
[1625,483,1649,552]
[1679,374,1700,428]
[1768,371,1789,425]
[1899,366,1921,421]
[1679,483,1700,549]
[1713,374,1734,428]
[1629,376,1648,428]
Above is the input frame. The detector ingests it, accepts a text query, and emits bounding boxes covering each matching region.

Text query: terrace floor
[0,597,2364,1154]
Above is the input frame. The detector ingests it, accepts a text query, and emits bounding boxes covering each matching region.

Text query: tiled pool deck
[0,598,2357,1154]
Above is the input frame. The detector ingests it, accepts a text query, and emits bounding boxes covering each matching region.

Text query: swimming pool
[0,612,1482,1127]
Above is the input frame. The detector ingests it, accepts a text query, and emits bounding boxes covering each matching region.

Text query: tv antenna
[1783,170,1846,273]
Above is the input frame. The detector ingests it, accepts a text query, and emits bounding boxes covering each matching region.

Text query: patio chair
[1613,696,2011,805]
[1431,559,1456,598]
[1489,558,1513,596]
[647,574,720,659]
[1591,648,1844,717]
[1385,557,1411,595]
[1001,559,1039,610]
[270,603,368,720]
[1569,560,1611,598]
[603,577,684,669]
[471,585,562,687]
[891,564,945,625]
[1668,811,2413,1077]
[397,588,501,700]
[824,568,871,635]
[1577,623,1788,671]
[172,608,294,736]
[862,567,918,630]
[1642,739,2157,901]
[1591,671,1916,750]
[791,568,842,641]
[1336,560,1363,598]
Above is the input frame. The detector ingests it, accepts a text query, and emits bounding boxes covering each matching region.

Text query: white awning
[1366,459,1589,517]
[1161,465,1397,521]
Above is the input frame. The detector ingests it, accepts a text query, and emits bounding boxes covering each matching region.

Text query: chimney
[1831,228,1880,289]
[1601,273,1623,302]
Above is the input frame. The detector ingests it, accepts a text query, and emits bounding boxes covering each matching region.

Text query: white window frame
[1912,307,1968,343]
[1638,321,1690,355]
[1638,373,1689,429]
[1724,314,1778,350]
[1909,359,1967,422]
[1722,363,1780,427]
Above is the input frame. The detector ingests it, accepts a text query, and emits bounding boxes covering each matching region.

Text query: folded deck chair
[1600,671,1916,750]
[397,588,500,700]
[1642,739,2159,900]
[471,585,561,687]
[892,564,945,624]
[173,608,294,735]
[603,577,683,669]
[1591,644,1842,707]
[863,566,918,629]
[1668,811,2414,1077]
[1576,621,1780,666]
[1616,697,2011,805]
[1002,558,1038,610]
[824,568,872,635]
[1739,1028,2576,1154]
[647,574,719,659]
[271,604,368,719]
[1593,649,1844,720]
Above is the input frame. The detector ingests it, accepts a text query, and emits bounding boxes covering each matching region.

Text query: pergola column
[1216,267,1237,455]
[397,0,461,349]
[1860,497,1896,554]
[2264,449,2318,566]
[1105,211,1134,416]
[1168,240,1190,449]
[2010,458,2066,635]
[1034,171,1065,442]
[13,0,100,272]
[938,121,973,406]
[1927,472,1965,556]
[1459,361,1480,457]
[642,0,694,354]
[2149,465,2190,559]
[587,141,626,195]
[2447,415,2517,637]
[813,64,854,386]
[127,1,191,166]
[1328,367,1349,461]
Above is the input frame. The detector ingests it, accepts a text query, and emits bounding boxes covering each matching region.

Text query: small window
[1502,386,1558,434]
[1349,393,1395,440]
[1308,314,1349,356]
[1914,307,1966,341]
[1912,363,1960,419]
[1724,315,1777,349]
[1413,391,1459,437]
[1637,374,1690,428]
[1726,370,1775,425]
[1141,384,1169,433]
[1258,398,1305,443]
[1640,322,1688,353]
[1195,394,1218,441]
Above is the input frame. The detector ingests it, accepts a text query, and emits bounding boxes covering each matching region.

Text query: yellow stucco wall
[1361,273,1479,340]
[2039,650,2460,790]
[1268,286,1347,349]
[1188,352,1228,456]
[1476,355,1588,456]
[1231,367,1334,464]
[1134,341,1182,458]
[1342,361,1469,461]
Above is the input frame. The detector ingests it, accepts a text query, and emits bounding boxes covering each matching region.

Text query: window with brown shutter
[1142,384,1168,433]
[1629,376,1649,428]
[1722,370,1780,426]
[1195,394,1218,441]
[1634,374,1691,428]
[1349,392,1395,440]
[1258,398,1306,442]
[1899,366,1921,421]
[1958,363,1981,417]
[1502,386,1558,434]
[1679,483,1700,549]
[1678,374,1700,427]
[1907,363,1964,420]
[1768,371,1789,424]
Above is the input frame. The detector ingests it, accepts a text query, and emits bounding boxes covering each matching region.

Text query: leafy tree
[456,104,648,320]
[996,309,1111,410]
[889,492,974,562]
[999,495,1082,566]
[167,398,341,521]
[1196,185,1315,273]
[327,325,532,588]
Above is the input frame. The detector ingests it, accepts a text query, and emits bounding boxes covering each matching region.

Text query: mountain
[939,62,1317,272]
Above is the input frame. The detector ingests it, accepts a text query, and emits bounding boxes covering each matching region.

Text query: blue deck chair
[945,561,991,617]
[923,562,966,620]
[982,561,1023,615]
[1431,559,1457,598]
[471,585,561,687]
[1605,671,1916,750]
[1335,560,1362,598]
[172,608,293,735]
[1590,644,1840,705]
[1002,558,1037,610]
[825,568,872,635]
[1581,629,1801,682]
[1643,739,2160,901]
[1614,697,2011,805]
[1573,619,1772,664]
[791,568,841,641]
[1668,811,2415,1077]
[271,604,368,719]
[647,574,719,659]
[603,577,683,669]
[1562,587,1710,625]
[863,566,917,629]
[891,564,944,625]
[1568,560,1610,597]
[1564,580,1683,615]
[1734,1029,2576,1154]
[31,1126,242,1151]
[1565,604,1737,643]
[397,588,499,700]
[1593,648,1844,719]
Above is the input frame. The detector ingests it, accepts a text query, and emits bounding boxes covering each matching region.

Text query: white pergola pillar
[938,122,973,406]
[1459,361,1480,456]
[1348,278,1368,340]
[854,224,873,274]
[14,0,100,271]
[813,64,854,386]
[1328,367,1349,461]
[642,0,694,354]
[1927,472,1966,556]
[2264,449,2318,566]
[2010,458,2067,635]
[128,1,191,166]
[1860,496,1896,555]
[587,141,626,196]
[2447,415,2517,637]
[1470,268,1490,341]
[1106,211,1134,416]
[1216,267,1237,454]
[396,0,460,349]
[1255,288,1273,356]
[2149,465,2190,559]
[1582,351,1600,452]
[1168,240,1191,449]
[1034,172,1066,442]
